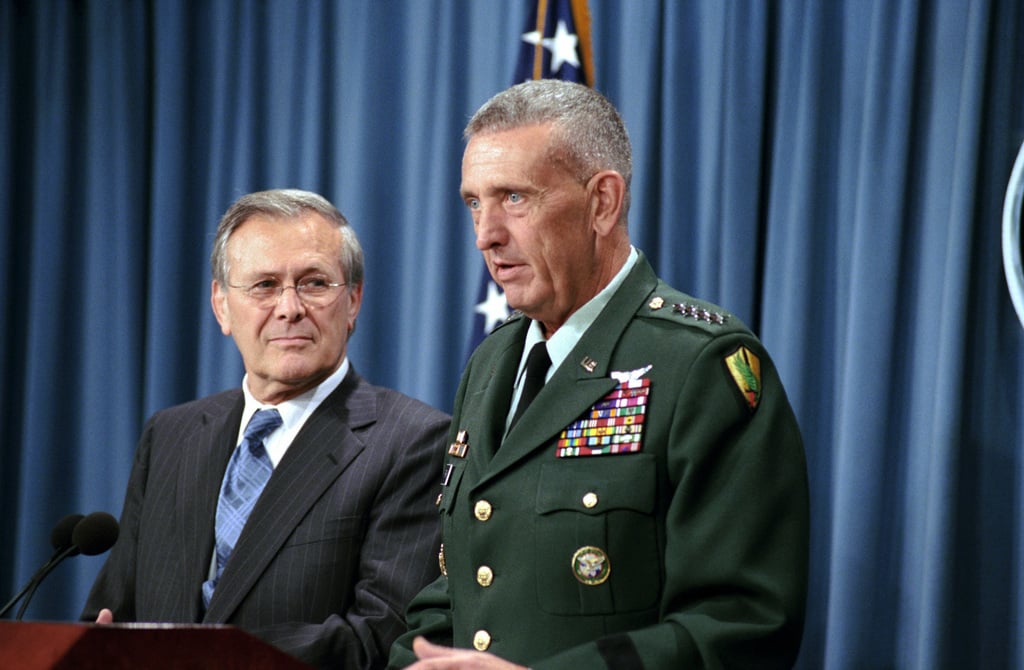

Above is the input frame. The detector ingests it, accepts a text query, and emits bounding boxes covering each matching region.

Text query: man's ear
[211,280,232,336]
[346,282,364,338]
[588,170,626,237]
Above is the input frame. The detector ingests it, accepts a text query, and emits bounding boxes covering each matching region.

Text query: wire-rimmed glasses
[227,277,347,308]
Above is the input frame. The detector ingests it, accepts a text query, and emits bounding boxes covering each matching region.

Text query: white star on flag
[521,19,580,73]
[474,281,511,334]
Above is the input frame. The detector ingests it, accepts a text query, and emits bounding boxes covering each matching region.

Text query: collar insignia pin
[447,429,469,458]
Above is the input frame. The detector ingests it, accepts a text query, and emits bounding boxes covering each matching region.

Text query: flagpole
[570,0,594,86]
[532,0,549,80]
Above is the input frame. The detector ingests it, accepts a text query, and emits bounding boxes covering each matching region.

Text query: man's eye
[508,192,522,204]
[301,277,330,289]
[467,198,480,210]
[247,280,280,298]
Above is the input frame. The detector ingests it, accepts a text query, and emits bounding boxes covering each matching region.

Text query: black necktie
[510,342,551,429]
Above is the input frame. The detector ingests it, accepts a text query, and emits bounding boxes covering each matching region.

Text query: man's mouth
[491,259,525,282]
[269,335,313,347]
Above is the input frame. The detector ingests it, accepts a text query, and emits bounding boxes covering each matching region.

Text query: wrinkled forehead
[225,214,345,274]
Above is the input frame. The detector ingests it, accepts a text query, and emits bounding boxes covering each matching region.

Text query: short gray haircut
[465,80,632,217]
[210,189,364,287]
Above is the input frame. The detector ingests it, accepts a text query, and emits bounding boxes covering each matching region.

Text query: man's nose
[475,205,507,250]
[273,285,307,318]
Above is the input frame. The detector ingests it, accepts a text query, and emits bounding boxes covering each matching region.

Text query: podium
[0,621,312,669]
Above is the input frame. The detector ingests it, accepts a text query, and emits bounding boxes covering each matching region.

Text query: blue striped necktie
[202,408,282,609]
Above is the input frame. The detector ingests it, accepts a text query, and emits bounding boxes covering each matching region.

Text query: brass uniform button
[473,629,491,651]
[582,492,598,508]
[476,565,494,587]
[474,499,493,521]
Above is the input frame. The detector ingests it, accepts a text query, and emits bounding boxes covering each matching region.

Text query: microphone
[0,512,119,620]
[14,511,119,620]
[51,513,85,556]
[0,514,83,619]
[70,511,120,557]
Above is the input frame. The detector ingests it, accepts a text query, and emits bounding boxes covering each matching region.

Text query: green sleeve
[388,575,454,668]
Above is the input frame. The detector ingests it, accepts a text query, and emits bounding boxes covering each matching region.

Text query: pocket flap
[535,453,656,515]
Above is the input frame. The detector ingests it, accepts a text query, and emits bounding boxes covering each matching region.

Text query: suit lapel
[477,257,660,487]
[179,393,243,623]
[203,370,372,623]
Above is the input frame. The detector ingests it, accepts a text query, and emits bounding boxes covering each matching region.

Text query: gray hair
[465,80,632,217]
[210,189,364,287]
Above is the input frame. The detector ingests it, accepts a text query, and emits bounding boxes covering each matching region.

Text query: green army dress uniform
[392,254,809,669]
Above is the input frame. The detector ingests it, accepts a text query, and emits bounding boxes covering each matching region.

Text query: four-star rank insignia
[724,346,762,410]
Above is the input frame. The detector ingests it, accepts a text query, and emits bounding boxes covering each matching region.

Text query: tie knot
[244,408,282,444]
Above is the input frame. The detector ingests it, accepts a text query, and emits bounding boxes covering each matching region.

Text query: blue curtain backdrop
[2,1,1022,668]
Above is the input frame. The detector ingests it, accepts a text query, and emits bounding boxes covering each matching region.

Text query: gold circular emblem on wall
[571,545,611,585]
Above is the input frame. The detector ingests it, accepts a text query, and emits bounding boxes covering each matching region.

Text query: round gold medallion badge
[571,545,610,585]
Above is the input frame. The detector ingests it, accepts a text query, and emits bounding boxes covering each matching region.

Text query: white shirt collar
[521,246,639,378]
[507,247,639,431]
[239,357,350,467]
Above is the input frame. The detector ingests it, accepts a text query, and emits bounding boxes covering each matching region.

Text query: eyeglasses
[227,277,347,307]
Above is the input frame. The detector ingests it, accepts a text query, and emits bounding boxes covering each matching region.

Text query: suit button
[474,500,493,521]
[473,629,491,651]
[476,565,494,587]
[582,492,598,508]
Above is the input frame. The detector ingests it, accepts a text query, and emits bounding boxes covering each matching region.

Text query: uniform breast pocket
[533,454,661,615]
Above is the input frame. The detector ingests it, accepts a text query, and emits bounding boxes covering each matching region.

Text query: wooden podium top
[0,620,312,669]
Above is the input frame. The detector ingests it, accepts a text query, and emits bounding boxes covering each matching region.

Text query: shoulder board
[491,309,526,332]
[641,292,735,333]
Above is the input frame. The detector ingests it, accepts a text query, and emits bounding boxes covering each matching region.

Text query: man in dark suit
[83,189,449,669]
[390,81,809,669]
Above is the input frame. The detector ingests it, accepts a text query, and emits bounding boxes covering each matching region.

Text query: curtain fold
[2,1,1022,667]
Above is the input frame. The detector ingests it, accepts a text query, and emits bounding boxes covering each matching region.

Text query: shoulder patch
[724,346,761,410]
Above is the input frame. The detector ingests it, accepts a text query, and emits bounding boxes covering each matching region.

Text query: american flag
[464,0,594,359]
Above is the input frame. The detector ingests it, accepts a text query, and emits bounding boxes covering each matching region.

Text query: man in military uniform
[390,80,809,669]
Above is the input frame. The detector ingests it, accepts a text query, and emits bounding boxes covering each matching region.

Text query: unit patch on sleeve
[724,346,762,410]
[556,375,651,457]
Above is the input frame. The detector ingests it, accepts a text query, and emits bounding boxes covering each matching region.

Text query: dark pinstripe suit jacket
[83,368,449,669]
